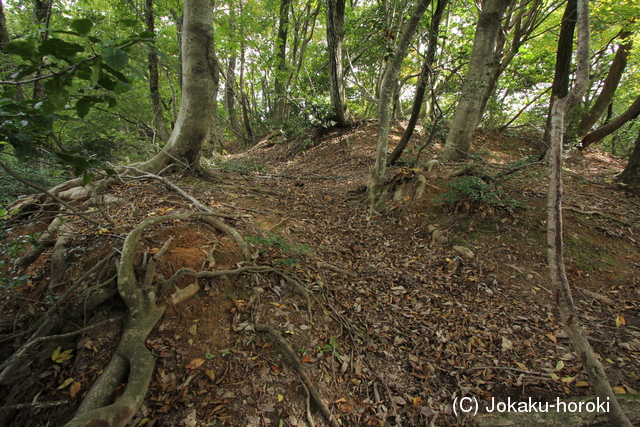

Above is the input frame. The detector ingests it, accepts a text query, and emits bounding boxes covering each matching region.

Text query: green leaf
[89,61,101,86]
[54,152,92,175]
[101,46,128,71]
[75,96,100,118]
[4,40,38,61]
[39,38,84,58]
[70,18,94,35]
[120,19,139,27]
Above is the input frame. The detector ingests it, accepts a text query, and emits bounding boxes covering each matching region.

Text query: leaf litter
[0,126,640,425]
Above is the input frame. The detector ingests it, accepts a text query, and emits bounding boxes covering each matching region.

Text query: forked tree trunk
[139,0,217,173]
[546,1,631,425]
[541,0,577,148]
[387,0,447,166]
[441,0,510,161]
[367,0,431,205]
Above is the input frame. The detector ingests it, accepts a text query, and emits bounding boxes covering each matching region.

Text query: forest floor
[1,121,640,426]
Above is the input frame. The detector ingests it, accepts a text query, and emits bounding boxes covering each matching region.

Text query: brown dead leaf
[186,358,205,370]
[69,381,81,399]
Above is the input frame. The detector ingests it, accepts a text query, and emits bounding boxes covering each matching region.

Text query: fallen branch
[564,206,632,226]
[255,323,340,427]
[0,161,102,226]
[0,399,70,412]
[0,252,116,384]
[318,262,357,278]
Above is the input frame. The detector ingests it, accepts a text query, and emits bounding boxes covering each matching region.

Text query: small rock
[453,245,474,258]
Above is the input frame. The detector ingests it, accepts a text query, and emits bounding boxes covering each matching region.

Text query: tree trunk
[272,0,291,123]
[145,0,171,144]
[170,8,184,89]
[0,0,9,48]
[577,34,633,137]
[580,95,640,148]
[139,0,217,173]
[225,54,242,139]
[541,0,577,147]
[618,128,640,186]
[478,0,547,122]
[326,0,350,126]
[441,0,510,161]
[546,1,631,425]
[239,39,254,144]
[367,0,431,204]
[387,0,447,166]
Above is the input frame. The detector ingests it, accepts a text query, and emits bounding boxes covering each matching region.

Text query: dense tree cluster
[0,0,637,177]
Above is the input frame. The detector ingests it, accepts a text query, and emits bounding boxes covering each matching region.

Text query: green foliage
[434,176,522,212]
[246,233,309,267]
[0,229,38,289]
[0,151,68,208]
[0,16,156,177]
[214,157,266,174]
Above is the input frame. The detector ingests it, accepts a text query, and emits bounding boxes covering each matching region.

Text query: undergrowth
[434,175,522,213]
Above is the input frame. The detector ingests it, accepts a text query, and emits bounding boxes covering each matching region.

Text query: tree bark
[326,0,350,126]
[546,1,631,425]
[139,0,217,173]
[367,0,431,204]
[577,34,633,137]
[272,0,292,122]
[441,0,510,161]
[580,95,640,148]
[0,0,9,48]
[387,0,447,166]
[618,128,640,186]
[145,0,171,144]
[541,0,577,146]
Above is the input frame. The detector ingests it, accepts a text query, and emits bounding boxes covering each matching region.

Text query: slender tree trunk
[577,34,633,137]
[239,41,254,144]
[272,0,291,122]
[224,2,242,141]
[170,8,184,89]
[387,0,447,166]
[326,0,350,126]
[368,0,431,204]
[238,0,253,144]
[580,95,640,148]
[441,0,510,161]
[547,1,631,425]
[541,0,577,147]
[139,0,217,173]
[145,0,171,144]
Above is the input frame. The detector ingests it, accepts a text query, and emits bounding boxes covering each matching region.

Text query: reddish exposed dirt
[1,122,640,426]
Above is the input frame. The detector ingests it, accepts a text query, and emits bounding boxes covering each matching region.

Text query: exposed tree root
[118,166,252,260]
[63,212,217,427]
[255,323,341,427]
